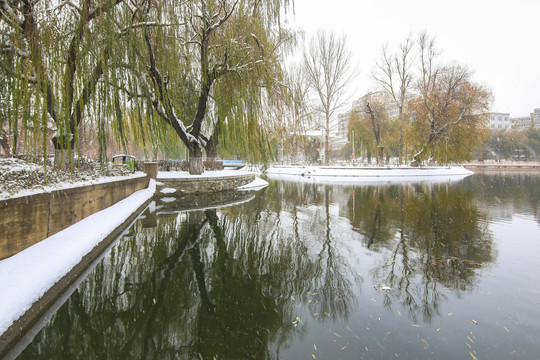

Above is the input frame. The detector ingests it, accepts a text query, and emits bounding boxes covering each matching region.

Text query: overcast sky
[286,0,540,117]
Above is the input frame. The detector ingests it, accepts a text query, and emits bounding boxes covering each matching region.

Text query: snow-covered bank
[0,180,156,337]
[237,177,269,191]
[0,157,141,200]
[157,169,256,179]
[264,165,473,184]
[266,165,473,177]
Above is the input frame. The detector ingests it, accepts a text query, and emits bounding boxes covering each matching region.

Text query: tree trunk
[325,115,330,165]
[52,134,75,169]
[0,131,10,156]
[204,121,220,163]
[188,142,204,175]
[410,147,426,167]
[205,144,218,163]
[399,117,404,165]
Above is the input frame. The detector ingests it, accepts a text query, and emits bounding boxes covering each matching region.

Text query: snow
[157,169,256,179]
[0,157,144,200]
[160,187,177,194]
[0,180,156,337]
[265,165,473,177]
[4,173,148,200]
[265,165,474,184]
[159,197,176,203]
[237,177,269,191]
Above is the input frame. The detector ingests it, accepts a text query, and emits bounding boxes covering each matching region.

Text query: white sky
[286,0,540,117]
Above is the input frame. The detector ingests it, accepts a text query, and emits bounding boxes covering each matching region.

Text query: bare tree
[409,33,491,166]
[288,67,311,164]
[303,31,354,165]
[372,36,415,164]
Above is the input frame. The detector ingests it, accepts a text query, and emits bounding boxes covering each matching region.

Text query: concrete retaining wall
[0,175,149,260]
[159,173,255,194]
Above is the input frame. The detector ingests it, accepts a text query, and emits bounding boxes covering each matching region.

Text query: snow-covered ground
[157,169,257,179]
[237,177,269,191]
[0,180,156,337]
[265,165,473,177]
[264,165,473,184]
[0,157,139,200]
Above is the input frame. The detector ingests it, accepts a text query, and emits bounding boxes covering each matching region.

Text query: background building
[337,111,352,138]
[337,91,399,140]
[510,115,532,131]
[531,108,540,129]
[488,112,511,130]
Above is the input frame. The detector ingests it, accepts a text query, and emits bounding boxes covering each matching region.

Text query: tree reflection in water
[18,179,494,359]
[353,182,494,324]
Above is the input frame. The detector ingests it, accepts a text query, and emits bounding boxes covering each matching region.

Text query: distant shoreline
[265,165,473,178]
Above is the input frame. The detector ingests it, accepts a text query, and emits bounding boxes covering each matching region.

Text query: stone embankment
[0,174,150,260]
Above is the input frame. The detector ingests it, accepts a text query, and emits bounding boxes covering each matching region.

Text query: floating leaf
[436,328,440,332]
[341,344,348,350]
[470,319,478,325]
[504,326,510,333]
[466,342,472,349]
[314,344,317,351]
[333,332,342,337]
[411,324,422,328]
[510,350,517,355]
[397,310,402,316]
[469,351,477,360]
[314,313,319,316]
[467,336,475,344]
[421,339,428,346]
[448,312,453,316]
[312,354,316,359]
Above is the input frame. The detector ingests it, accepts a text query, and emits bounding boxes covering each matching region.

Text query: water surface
[16,173,540,359]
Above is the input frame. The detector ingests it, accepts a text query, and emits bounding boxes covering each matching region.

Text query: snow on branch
[208,0,239,33]
[118,21,186,36]
[0,44,30,58]
[45,1,82,15]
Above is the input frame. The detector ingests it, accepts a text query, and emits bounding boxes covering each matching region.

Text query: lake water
[14,172,540,359]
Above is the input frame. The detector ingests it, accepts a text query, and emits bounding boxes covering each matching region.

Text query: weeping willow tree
[115,0,294,174]
[1,0,297,172]
[0,0,141,166]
